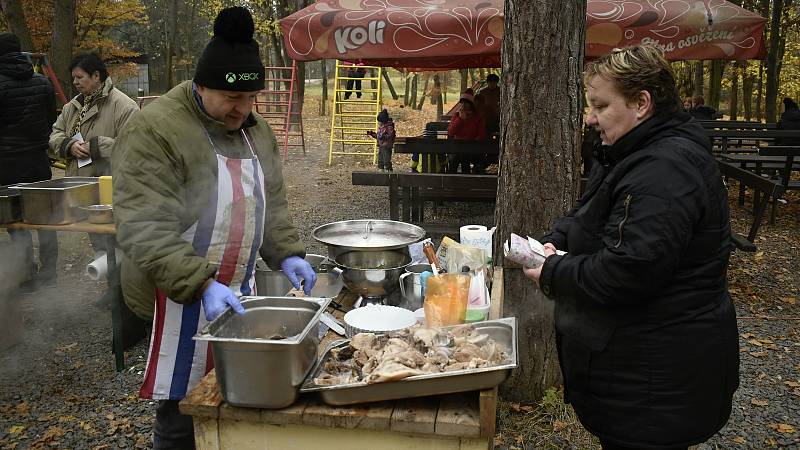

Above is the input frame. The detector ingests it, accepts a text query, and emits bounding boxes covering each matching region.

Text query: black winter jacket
[0,52,55,186]
[539,113,739,449]
[776,108,800,146]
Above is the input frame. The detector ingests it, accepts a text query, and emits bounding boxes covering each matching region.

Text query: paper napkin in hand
[503,233,565,268]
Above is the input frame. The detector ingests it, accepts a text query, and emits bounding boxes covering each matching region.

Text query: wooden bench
[699,120,776,130]
[352,171,497,236]
[717,161,786,252]
[705,129,800,155]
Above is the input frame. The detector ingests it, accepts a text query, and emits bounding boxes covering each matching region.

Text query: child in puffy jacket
[367,109,396,171]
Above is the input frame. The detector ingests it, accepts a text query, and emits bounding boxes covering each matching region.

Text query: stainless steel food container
[0,186,22,224]
[79,204,113,224]
[194,296,331,409]
[300,317,517,405]
[16,177,99,224]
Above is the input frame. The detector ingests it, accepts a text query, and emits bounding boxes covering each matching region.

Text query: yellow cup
[99,176,113,205]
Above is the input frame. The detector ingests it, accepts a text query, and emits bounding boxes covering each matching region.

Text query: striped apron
[140,129,265,400]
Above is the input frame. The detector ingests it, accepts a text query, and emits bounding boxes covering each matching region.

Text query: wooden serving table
[179,269,506,449]
[2,221,145,371]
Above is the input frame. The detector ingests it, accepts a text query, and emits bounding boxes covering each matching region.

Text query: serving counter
[179,269,506,450]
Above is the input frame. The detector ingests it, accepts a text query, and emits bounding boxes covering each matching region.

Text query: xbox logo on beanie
[194,6,265,92]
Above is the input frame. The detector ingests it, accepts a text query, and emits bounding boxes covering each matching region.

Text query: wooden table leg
[106,237,125,371]
[389,174,399,221]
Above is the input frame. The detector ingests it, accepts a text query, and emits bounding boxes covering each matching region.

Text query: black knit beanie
[377,109,390,123]
[0,32,21,56]
[194,7,265,91]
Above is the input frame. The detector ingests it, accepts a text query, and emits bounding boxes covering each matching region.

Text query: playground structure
[327,61,383,164]
[253,62,306,160]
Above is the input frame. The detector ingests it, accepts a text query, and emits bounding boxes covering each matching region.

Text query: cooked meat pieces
[367,359,424,383]
[314,324,509,386]
[453,342,485,363]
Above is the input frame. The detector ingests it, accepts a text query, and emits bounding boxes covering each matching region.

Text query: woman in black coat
[524,44,739,450]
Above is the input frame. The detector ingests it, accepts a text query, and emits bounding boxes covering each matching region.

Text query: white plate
[343,305,417,337]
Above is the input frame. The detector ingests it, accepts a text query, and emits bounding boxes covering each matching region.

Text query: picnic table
[179,269,508,450]
[1,220,145,371]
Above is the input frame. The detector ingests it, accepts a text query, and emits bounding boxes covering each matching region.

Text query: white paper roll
[460,225,494,259]
[86,250,123,281]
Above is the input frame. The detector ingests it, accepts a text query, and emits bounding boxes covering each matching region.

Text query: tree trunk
[51,0,77,99]
[320,60,327,116]
[755,62,764,122]
[404,74,411,106]
[496,0,586,403]
[460,68,468,94]
[729,62,739,120]
[164,0,179,89]
[410,74,418,107]
[416,74,430,110]
[742,64,753,121]
[382,69,398,100]
[764,0,784,122]
[1,0,35,51]
[693,61,704,97]
[433,74,443,120]
[708,60,725,110]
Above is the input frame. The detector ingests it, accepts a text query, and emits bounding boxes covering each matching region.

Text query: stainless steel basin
[334,250,411,299]
[0,186,21,224]
[16,177,99,224]
[194,296,331,409]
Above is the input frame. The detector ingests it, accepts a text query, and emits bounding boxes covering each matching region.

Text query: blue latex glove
[419,271,434,298]
[281,256,317,296]
[201,280,245,322]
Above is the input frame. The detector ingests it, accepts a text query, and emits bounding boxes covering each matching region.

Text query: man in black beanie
[112,7,316,449]
[0,32,59,292]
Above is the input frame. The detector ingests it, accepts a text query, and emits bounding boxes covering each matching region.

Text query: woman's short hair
[784,97,798,110]
[69,52,109,82]
[584,44,680,115]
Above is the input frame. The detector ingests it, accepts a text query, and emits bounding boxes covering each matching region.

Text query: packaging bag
[423,273,470,327]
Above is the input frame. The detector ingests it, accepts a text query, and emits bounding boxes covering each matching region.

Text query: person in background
[112,7,316,449]
[344,62,366,100]
[49,51,138,256]
[682,97,693,111]
[776,97,800,146]
[688,95,718,120]
[524,44,738,450]
[0,32,58,292]
[367,108,395,172]
[474,73,501,173]
[476,73,500,134]
[446,92,486,174]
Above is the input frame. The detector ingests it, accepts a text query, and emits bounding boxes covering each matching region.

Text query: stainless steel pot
[313,220,425,259]
[334,250,411,300]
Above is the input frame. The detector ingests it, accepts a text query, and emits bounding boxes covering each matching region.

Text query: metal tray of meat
[299,317,517,405]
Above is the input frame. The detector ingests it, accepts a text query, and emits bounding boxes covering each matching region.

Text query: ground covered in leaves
[1,95,798,449]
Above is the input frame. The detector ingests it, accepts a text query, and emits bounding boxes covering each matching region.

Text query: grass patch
[495,387,599,449]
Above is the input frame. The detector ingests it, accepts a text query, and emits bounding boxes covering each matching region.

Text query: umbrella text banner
[280,0,766,68]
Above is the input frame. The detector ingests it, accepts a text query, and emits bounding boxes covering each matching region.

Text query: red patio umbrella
[279,0,765,69]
